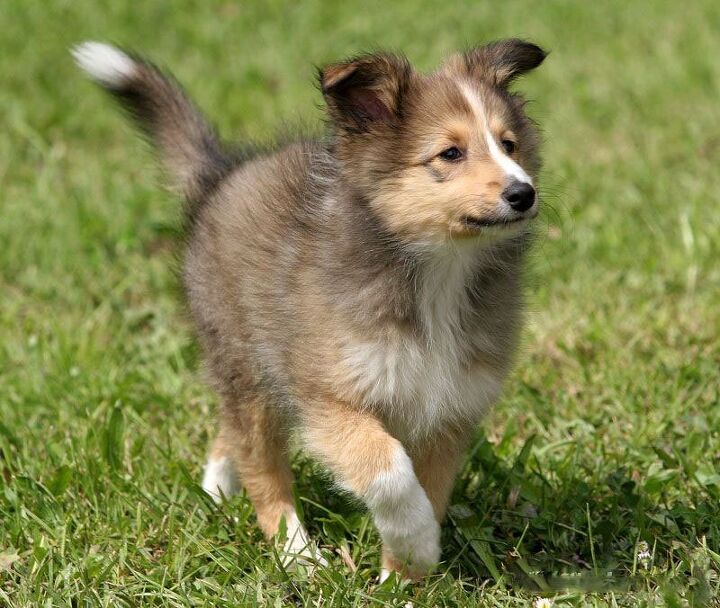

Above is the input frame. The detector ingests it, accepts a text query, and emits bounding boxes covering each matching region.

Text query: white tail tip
[71,41,136,87]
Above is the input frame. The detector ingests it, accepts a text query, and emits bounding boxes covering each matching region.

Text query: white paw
[280,511,328,572]
[201,456,240,502]
[379,513,440,574]
[365,449,441,575]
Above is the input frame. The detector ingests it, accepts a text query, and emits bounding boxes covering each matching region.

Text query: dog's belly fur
[334,248,515,442]
[338,334,505,443]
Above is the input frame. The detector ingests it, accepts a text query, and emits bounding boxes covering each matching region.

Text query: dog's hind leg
[202,431,242,501]
[203,394,326,568]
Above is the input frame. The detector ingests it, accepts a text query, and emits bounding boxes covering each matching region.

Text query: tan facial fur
[372,83,530,241]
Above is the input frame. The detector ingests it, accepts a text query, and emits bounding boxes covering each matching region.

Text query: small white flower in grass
[533,598,554,608]
[637,540,652,569]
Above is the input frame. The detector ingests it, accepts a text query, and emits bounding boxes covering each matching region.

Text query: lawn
[1,1,719,606]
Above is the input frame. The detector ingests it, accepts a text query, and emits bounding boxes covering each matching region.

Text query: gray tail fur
[72,42,235,213]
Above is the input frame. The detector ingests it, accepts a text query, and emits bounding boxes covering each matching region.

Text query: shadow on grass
[442,433,719,601]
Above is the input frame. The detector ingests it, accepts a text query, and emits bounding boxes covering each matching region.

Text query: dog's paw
[378,516,441,579]
[280,512,328,573]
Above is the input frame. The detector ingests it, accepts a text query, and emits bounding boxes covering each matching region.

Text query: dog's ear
[319,53,411,132]
[462,39,546,87]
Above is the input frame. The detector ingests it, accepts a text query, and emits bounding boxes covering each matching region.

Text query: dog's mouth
[461,215,529,230]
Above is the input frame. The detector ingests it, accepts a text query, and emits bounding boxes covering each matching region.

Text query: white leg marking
[458,82,533,185]
[364,448,440,575]
[280,511,328,571]
[201,456,240,502]
[71,41,136,87]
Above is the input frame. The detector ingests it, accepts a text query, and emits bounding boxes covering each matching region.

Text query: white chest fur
[340,246,506,442]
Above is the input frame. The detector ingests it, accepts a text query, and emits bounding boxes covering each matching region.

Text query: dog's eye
[501,139,516,154]
[438,146,463,162]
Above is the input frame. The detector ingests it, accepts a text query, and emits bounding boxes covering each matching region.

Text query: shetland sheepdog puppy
[73,38,546,580]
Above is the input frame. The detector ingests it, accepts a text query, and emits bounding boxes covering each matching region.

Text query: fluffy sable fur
[73,39,547,579]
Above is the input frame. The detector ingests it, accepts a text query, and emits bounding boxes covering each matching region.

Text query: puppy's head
[320,40,546,247]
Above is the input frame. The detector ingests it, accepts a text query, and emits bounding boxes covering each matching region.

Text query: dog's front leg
[301,399,440,580]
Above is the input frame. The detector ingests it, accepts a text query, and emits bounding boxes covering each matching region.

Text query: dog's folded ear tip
[319,62,359,92]
[461,38,548,87]
[320,53,411,131]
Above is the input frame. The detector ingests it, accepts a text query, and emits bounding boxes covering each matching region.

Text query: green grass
[1,1,719,606]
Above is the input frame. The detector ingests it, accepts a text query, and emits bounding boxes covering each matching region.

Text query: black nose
[502,181,536,212]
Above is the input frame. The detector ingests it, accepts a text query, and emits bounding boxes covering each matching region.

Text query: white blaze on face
[458,82,533,186]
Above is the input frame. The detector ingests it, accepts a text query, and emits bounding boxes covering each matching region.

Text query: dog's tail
[72,41,234,212]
